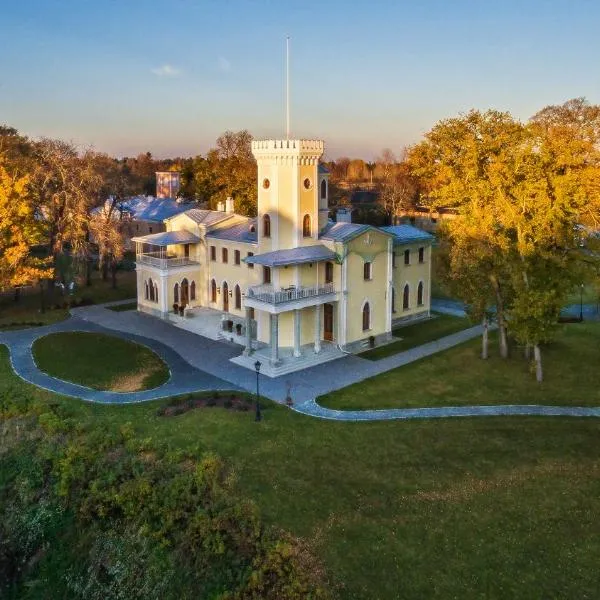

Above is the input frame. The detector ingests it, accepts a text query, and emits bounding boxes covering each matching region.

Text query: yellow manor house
[133,139,433,376]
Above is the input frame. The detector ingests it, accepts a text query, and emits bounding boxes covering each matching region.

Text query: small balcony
[245,283,337,313]
[136,252,199,270]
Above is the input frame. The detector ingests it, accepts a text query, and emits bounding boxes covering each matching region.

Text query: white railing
[246,283,336,305]
[136,253,199,269]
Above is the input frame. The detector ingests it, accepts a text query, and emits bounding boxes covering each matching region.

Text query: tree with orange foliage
[0,163,51,292]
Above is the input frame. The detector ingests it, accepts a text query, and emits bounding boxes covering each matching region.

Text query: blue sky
[1,0,599,159]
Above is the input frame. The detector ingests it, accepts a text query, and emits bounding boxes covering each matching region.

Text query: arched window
[173,283,179,304]
[211,279,217,303]
[148,278,154,302]
[190,281,196,301]
[263,214,271,238]
[302,214,311,237]
[181,278,189,306]
[154,282,158,303]
[417,281,424,306]
[235,285,241,310]
[321,179,327,200]
[403,284,410,310]
[144,281,149,300]
[391,287,396,313]
[362,302,370,331]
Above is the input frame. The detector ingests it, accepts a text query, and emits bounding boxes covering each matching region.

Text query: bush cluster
[0,394,331,599]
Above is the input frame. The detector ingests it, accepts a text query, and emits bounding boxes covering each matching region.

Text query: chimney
[336,208,352,223]
[216,200,225,212]
[225,196,234,213]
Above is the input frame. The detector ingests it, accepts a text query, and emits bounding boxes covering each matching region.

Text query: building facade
[133,139,433,376]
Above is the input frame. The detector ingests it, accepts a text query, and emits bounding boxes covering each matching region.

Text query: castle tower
[251,139,325,254]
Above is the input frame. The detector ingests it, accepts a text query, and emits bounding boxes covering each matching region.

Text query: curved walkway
[0,315,238,404]
[1,304,599,420]
[293,398,600,421]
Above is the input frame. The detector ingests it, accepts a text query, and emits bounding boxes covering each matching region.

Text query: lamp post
[254,360,262,422]
[580,283,584,322]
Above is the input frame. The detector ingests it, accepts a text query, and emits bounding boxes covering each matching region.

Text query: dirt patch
[157,393,253,417]
[110,371,151,392]
[403,461,600,504]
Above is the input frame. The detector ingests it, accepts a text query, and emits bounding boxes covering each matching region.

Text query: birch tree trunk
[490,276,509,358]
[481,316,489,359]
[533,344,543,382]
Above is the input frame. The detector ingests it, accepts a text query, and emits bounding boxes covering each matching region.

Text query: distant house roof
[379,225,434,245]
[244,244,336,267]
[122,196,191,222]
[176,208,234,227]
[206,218,257,244]
[131,230,200,246]
[319,222,373,242]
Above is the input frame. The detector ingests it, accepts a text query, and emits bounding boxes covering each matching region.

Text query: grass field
[321,323,600,411]
[0,270,136,330]
[360,312,470,360]
[32,331,169,391]
[3,322,600,598]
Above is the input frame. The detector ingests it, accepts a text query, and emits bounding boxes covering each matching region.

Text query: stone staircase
[230,342,347,378]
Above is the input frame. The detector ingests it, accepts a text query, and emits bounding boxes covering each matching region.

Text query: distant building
[156,171,181,199]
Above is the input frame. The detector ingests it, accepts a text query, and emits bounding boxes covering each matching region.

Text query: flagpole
[286,36,290,140]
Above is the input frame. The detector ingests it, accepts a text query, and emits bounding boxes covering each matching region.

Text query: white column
[159,273,168,317]
[314,304,321,354]
[270,313,280,365]
[340,254,348,347]
[385,238,393,333]
[243,307,253,356]
[293,309,302,357]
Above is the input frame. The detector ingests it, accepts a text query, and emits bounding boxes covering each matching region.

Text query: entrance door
[223,282,229,312]
[324,303,334,341]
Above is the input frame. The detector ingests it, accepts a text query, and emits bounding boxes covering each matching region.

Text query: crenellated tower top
[251,139,324,165]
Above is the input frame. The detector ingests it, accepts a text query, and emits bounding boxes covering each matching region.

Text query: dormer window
[263,214,271,238]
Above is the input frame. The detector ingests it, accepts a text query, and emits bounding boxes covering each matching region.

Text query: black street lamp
[254,360,262,422]
[580,283,584,322]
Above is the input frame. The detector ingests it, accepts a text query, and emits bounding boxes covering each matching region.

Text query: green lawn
[0,270,136,330]
[360,312,471,360]
[3,321,600,598]
[322,323,600,411]
[106,301,138,312]
[32,332,169,391]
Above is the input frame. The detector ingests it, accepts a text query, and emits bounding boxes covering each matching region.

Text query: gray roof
[178,208,234,227]
[244,244,336,267]
[318,163,330,174]
[319,222,372,242]
[206,218,257,244]
[131,230,201,246]
[91,196,192,223]
[379,225,434,245]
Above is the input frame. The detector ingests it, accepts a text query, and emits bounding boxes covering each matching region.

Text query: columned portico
[293,309,302,357]
[314,304,322,354]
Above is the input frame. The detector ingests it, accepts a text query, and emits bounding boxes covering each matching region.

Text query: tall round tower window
[262,178,270,189]
[303,177,312,189]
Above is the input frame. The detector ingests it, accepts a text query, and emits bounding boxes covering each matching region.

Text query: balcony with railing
[245,283,337,312]
[136,251,199,270]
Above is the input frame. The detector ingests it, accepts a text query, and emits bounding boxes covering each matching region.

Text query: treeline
[408,98,600,381]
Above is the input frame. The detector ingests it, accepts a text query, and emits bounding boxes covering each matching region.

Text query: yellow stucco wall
[391,243,431,319]
[343,230,390,345]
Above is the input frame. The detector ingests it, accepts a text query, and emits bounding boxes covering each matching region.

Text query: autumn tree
[29,139,104,286]
[0,163,50,293]
[408,102,600,380]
